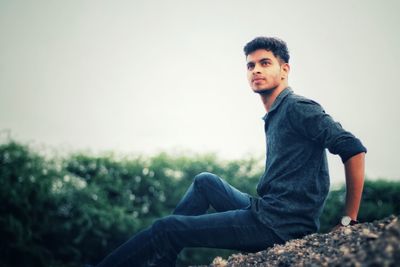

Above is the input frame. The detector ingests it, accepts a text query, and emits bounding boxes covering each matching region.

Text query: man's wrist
[340,216,359,226]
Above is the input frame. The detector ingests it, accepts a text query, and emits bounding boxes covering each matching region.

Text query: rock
[211,257,227,267]
[343,227,352,235]
[202,215,400,267]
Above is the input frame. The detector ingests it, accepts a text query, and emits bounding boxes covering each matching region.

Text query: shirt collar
[262,87,293,120]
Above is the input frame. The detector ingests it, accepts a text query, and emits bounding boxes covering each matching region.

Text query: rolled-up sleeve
[287,99,367,163]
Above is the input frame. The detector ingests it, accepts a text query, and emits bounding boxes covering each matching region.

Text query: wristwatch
[340,216,358,226]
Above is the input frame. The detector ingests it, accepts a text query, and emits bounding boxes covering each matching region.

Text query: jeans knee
[152,215,178,236]
[194,172,219,188]
[152,217,168,236]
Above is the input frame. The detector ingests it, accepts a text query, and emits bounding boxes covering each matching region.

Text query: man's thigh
[153,209,283,252]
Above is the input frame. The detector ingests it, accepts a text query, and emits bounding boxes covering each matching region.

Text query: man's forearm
[344,152,366,220]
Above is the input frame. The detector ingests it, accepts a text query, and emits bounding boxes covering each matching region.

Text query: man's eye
[247,64,254,70]
[261,61,269,66]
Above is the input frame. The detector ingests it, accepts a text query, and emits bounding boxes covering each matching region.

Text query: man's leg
[173,172,251,215]
[96,209,283,267]
[96,172,256,267]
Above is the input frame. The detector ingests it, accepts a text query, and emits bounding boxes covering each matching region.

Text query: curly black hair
[243,37,290,64]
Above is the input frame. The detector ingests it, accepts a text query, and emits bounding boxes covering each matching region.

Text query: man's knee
[193,172,220,188]
[152,217,168,236]
[151,215,180,236]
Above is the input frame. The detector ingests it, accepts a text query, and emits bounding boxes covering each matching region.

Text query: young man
[94,37,366,267]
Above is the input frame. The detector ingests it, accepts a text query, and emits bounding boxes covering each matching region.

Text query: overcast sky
[1,0,399,185]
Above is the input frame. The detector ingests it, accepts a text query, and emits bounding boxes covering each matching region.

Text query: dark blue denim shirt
[251,87,367,241]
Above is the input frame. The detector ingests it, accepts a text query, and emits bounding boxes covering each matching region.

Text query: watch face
[341,216,351,226]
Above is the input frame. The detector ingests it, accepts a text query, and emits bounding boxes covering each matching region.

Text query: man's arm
[344,152,366,220]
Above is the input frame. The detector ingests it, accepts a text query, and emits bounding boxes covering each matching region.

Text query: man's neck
[259,84,288,112]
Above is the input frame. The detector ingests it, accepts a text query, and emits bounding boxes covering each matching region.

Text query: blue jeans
[95,172,283,267]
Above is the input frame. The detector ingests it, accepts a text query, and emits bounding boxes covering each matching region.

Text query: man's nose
[253,64,262,73]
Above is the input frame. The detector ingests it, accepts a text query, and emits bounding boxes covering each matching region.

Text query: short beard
[253,87,276,96]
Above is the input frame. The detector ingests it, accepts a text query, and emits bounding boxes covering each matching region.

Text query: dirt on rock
[203,215,400,267]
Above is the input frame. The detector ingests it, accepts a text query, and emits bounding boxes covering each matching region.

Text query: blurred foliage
[0,138,399,266]
[320,179,400,232]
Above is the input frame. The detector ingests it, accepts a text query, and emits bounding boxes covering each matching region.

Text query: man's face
[246,49,289,94]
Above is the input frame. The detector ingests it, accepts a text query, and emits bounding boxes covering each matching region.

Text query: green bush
[319,179,400,232]
[0,138,399,266]
[0,140,261,266]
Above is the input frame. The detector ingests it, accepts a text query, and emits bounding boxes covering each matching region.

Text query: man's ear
[281,63,290,80]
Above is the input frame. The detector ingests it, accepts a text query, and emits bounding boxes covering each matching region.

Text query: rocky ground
[201,215,400,267]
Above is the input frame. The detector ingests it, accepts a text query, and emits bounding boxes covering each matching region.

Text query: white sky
[1,0,399,185]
